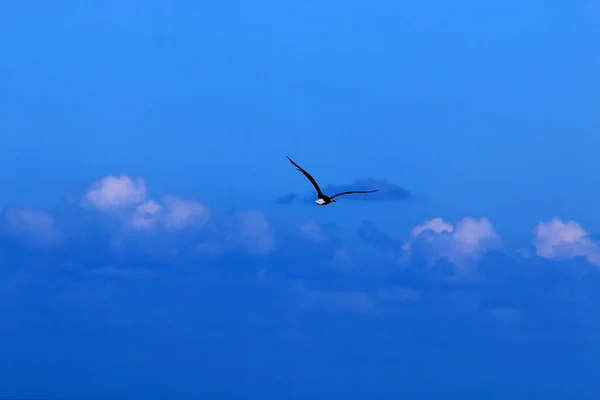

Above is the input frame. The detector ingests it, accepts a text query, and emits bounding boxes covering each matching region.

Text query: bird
[286,156,379,206]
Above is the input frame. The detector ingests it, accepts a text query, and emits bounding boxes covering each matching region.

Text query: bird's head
[331,198,337,202]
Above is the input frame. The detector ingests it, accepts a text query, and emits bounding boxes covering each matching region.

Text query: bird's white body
[315,198,326,205]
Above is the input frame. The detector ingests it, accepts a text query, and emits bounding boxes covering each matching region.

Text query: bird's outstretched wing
[286,156,323,196]
[330,189,379,199]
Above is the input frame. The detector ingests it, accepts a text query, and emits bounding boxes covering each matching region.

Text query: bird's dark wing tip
[286,156,302,170]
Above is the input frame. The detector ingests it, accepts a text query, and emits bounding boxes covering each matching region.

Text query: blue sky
[1,1,599,398]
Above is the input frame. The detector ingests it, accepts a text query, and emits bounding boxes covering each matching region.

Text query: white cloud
[452,217,499,256]
[83,175,147,211]
[409,217,454,237]
[163,195,210,231]
[533,218,600,265]
[129,200,163,230]
[81,175,275,258]
[83,175,211,234]
[127,196,210,232]
[404,217,501,267]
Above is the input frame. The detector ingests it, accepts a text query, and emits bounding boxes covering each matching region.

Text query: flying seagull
[286,156,379,205]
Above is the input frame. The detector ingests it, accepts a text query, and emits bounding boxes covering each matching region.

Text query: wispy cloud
[276,193,298,204]
[2,207,56,244]
[3,173,600,280]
